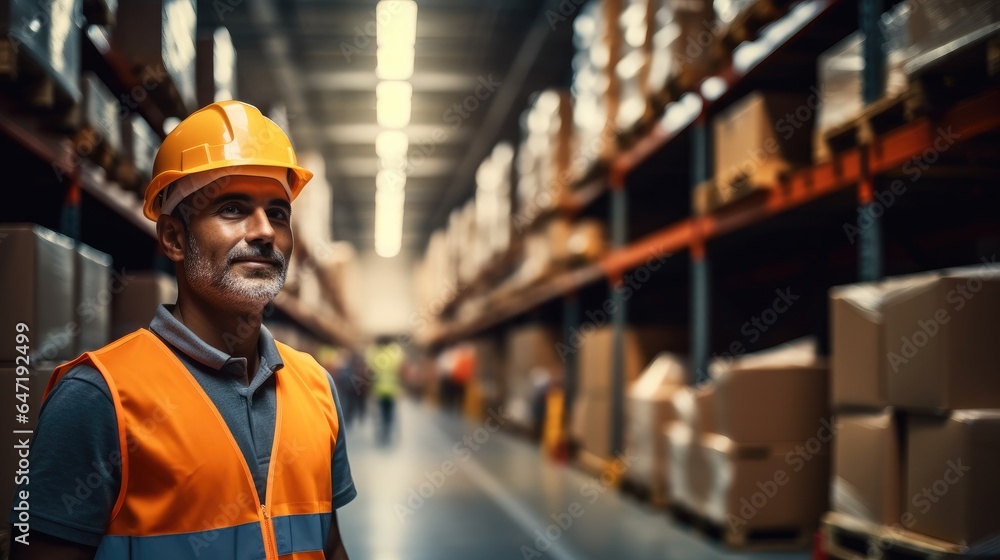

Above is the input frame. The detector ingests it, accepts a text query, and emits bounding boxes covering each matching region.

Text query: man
[8,101,355,559]
[365,336,403,445]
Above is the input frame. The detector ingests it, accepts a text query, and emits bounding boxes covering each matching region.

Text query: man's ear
[156,215,186,262]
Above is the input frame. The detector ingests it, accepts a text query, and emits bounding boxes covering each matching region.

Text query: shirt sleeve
[7,364,121,547]
[324,369,357,509]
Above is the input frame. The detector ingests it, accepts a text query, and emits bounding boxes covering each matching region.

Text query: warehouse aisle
[337,400,812,560]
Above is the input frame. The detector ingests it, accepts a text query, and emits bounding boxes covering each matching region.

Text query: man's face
[179,176,293,312]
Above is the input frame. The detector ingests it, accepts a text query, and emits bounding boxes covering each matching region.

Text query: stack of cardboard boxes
[665,340,831,545]
[0,224,117,531]
[828,266,1000,553]
[623,352,688,503]
[503,324,563,431]
[572,326,685,466]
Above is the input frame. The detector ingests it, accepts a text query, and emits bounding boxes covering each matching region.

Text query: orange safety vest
[45,329,339,560]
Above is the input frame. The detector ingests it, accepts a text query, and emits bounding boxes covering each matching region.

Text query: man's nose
[246,207,276,245]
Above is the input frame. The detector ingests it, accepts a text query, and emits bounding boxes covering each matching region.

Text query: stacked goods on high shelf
[116,112,160,194]
[623,352,689,505]
[113,0,197,117]
[571,0,620,179]
[614,0,658,137]
[571,325,687,467]
[0,224,116,363]
[813,2,911,162]
[473,143,514,278]
[73,72,123,172]
[503,324,563,433]
[517,89,574,215]
[0,0,84,111]
[695,90,814,215]
[711,0,790,59]
[824,265,1000,558]
[645,0,718,115]
[666,339,831,549]
[415,230,455,322]
[815,0,1000,164]
[196,26,237,107]
[451,199,479,288]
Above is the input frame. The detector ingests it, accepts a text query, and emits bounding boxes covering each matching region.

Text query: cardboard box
[577,325,687,396]
[503,324,562,428]
[80,72,123,163]
[0,363,56,521]
[117,113,160,193]
[701,434,831,533]
[75,244,112,355]
[665,421,698,510]
[196,26,237,107]
[111,271,177,337]
[712,92,813,192]
[907,0,1000,76]
[567,219,608,263]
[713,361,829,442]
[572,393,614,459]
[830,274,941,409]
[625,353,688,500]
[884,266,1000,411]
[0,0,84,105]
[113,0,197,116]
[832,409,903,525]
[905,410,1000,548]
[0,225,76,362]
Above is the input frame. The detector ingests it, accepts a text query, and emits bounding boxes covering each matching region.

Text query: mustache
[227,244,287,267]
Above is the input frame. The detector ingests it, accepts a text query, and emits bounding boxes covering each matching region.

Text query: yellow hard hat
[142,100,314,221]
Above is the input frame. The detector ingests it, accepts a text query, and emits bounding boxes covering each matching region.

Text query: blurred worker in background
[366,335,404,446]
[8,101,355,560]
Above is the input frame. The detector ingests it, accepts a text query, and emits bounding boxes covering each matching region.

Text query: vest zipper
[262,504,277,559]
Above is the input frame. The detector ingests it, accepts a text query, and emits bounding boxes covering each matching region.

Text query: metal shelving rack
[422,0,1000,458]
[1,29,358,349]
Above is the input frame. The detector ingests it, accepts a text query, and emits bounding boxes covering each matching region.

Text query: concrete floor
[336,399,813,560]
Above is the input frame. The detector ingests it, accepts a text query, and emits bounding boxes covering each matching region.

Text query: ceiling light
[377,47,415,80]
[377,1,418,49]
[375,188,405,258]
[376,130,409,160]
[376,169,406,192]
[376,81,412,128]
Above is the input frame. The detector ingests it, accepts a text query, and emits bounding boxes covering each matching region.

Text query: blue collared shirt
[7,305,356,547]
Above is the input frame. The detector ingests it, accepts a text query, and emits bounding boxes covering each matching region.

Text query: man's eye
[269,208,290,220]
[220,204,241,215]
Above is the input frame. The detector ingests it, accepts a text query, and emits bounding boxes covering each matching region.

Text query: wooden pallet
[819,87,927,160]
[620,476,669,509]
[822,511,1000,560]
[668,502,815,551]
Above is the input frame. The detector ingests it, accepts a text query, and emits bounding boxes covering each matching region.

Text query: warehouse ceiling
[197,0,576,255]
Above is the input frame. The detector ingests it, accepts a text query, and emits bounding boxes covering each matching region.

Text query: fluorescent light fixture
[376,1,418,49]
[376,169,406,192]
[376,130,409,160]
[377,47,415,80]
[376,81,412,128]
[374,188,405,258]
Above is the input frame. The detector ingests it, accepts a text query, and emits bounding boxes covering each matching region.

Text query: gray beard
[183,233,288,312]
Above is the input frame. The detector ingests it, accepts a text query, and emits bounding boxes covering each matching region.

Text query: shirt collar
[149,304,284,374]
